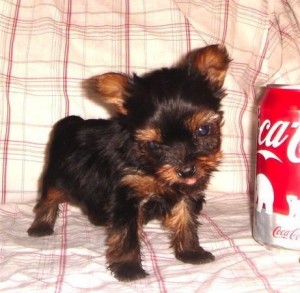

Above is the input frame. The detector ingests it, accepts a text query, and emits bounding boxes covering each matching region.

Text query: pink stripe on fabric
[55,204,69,293]
[246,28,268,197]
[202,213,274,291]
[55,2,73,291]
[241,3,268,197]
[184,17,191,52]
[2,0,21,204]
[125,0,130,75]
[63,0,72,117]
[238,91,250,194]
[0,139,45,147]
[221,0,229,44]
[142,231,167,293]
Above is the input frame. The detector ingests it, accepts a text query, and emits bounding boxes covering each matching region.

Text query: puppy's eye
[196,125,211,137]
[146,141,161,150]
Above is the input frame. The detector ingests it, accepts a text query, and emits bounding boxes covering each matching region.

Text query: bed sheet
[1,196,300,293]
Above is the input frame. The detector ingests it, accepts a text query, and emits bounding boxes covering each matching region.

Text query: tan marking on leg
[28,188,67,236]
[163,200,192,252]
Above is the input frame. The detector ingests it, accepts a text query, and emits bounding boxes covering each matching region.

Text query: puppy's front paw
[176,248,215,264]
[109,262,148,282]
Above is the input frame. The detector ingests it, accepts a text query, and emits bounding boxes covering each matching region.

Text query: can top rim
[267,84,300,89]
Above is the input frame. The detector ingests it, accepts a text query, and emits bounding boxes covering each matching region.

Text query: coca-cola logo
[273,226,300,241]
[258,119,300,163]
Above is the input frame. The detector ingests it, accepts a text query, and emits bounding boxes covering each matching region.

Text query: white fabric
[1,0,300,292]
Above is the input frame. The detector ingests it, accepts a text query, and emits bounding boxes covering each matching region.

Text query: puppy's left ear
[182,44,231,90]
[85,73,130,115]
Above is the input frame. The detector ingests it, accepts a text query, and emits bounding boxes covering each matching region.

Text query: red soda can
[253,85,300,251]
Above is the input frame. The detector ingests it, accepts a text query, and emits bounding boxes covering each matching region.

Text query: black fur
[28,44,230,281]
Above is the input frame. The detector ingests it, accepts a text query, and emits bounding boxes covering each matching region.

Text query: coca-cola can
[253,84,300,251]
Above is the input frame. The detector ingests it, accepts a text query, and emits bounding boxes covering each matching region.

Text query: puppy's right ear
[85,73,130,115]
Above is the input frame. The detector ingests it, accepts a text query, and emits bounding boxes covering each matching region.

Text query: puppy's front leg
[106,188,147,282]
[163,199,215,264]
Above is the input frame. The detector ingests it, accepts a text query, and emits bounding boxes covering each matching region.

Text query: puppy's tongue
[185,178,197,185]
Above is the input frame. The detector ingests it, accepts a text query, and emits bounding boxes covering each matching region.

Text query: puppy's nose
[178,165,196,178]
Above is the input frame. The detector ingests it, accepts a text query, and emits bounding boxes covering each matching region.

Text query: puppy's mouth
[182,177,198,186]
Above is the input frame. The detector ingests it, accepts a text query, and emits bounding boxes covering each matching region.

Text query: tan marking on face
[186,110,220,133]
[157,164,203,186]
[156,164,179,185]
[195,150,223,176]
[135,127,161,143]
[121,173,170,198]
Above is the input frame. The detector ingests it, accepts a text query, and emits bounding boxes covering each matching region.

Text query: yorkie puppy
[28,44,230,281]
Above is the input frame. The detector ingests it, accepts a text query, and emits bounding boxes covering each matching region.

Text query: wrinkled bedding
[1,1,300,292]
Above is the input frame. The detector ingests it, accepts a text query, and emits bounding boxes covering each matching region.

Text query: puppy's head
[87,45,230,188]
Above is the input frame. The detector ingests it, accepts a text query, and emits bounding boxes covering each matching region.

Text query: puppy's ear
[182,44,231,89]
[86,73,129,115]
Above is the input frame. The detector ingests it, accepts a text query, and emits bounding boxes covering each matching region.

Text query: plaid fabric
[1,0,300,292]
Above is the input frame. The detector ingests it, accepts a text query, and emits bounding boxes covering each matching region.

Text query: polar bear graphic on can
[286,195,300,218]
[256,173,274,215]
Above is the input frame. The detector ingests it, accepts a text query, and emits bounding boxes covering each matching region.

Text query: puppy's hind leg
[27,188,66,237]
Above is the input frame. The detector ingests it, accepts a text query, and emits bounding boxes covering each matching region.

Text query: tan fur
[163,200,191,252]
[196,151,223,168]
[193,45,230,87]
[32,188,66,227]
[135,127,162,143]
[106,228,130,261]
[181,44,230,89]
[45,188,66,205]
[121,173,170,198]
[156,164,179,185]
[194,151,223,178]
[106,219,144,264]
[186,110,221,133]
[95,73,129,114]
